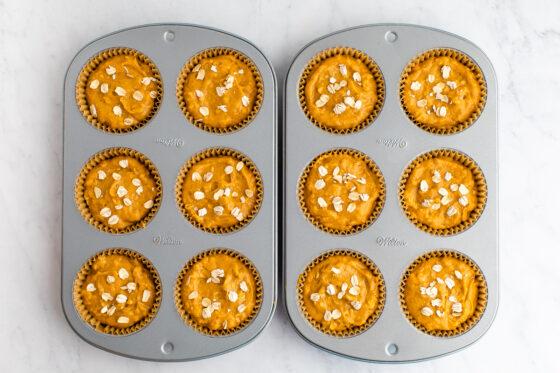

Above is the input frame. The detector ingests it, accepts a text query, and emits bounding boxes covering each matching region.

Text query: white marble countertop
[1,0,559,371]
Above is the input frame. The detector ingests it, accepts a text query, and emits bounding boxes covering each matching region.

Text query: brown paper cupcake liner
[298,148,385,235]
[175,147,263,234]
[76,47,163,134]
[297,249,386,337]
[399,48,487,135]
[174,248,263,336]
[176,48,264,134]
[298,47,385,135]
[73,248,162,336]
[399,249,488,337]
[74,147,162,234]
[399,148,487,236]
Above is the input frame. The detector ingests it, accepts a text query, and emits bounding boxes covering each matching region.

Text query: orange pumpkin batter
[302,152,382,232]
[402,55,482,130]
[80,253,157,328]
[180,253,259,331]
[84,155,158,230]
[85,55,159,130]
[300,254,381,332]
[304,54,378,131]
[403,255,480,332]
[182,55,258,129]
[181,155,259,230]
[403,156,477,230]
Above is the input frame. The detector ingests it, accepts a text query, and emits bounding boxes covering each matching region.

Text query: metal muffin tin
[283,24,497,362]
[61,24,277,361]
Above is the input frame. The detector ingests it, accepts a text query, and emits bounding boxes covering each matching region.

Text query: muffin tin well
[62,24,276,361]
[284,24,497,362]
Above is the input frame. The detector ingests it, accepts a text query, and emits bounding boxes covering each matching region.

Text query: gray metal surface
[283,24,498,362]
[61,24,277,361]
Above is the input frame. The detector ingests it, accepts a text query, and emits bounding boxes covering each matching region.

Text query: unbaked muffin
[178,49,262,133]
[299,149,384,235]
[400,49,485,134]
[79,150,160,232]
[176,250,262,335]
[74,249,160,334]
[300,47,384,134]
[298,251,384,336]
[78,49,162,132]
[401,250,487,336]
[400,149,486,235]
[177,148,262,233]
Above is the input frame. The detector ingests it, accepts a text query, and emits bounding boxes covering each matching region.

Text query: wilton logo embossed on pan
[376,236,408,247]
[376,137,407,148]
[153,233,183,245]
[154,137,185,148]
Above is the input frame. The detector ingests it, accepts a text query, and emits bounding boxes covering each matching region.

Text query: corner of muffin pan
[62,24,276,361]
[284,24,497,362]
